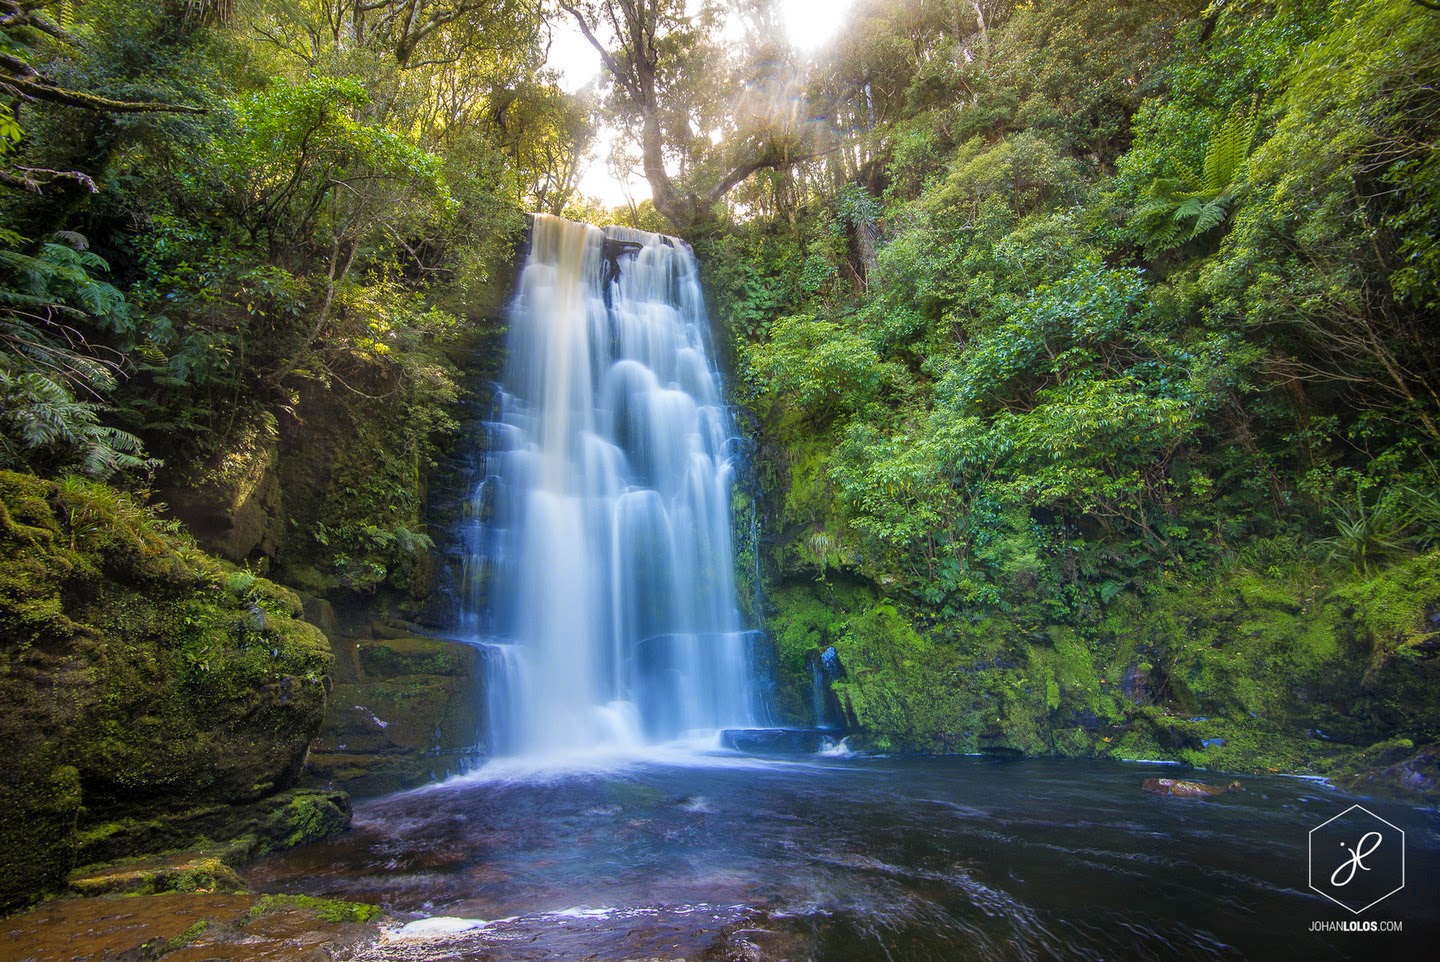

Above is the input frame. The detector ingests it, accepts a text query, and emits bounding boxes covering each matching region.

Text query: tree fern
[1133,97,1260,255]
[0,369,147,478]
[1,233,151,477]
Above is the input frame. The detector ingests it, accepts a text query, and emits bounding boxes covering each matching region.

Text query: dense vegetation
[700,0,1440,781]
[0,0,581,596]
[2,0,1439,912]
[1,0,571,910]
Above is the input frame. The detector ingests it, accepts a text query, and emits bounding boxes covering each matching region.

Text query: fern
[1133,97,1260,255]
[0,370,147,478]
[1203,98,1261,194]
[1,232,152,477]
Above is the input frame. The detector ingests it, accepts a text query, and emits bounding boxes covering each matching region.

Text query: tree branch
[0,165,96,193]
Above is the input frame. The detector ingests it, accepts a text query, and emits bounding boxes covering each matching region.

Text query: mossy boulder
[73,789,352,868]
[305,636,485,797]
[0,471,342,913]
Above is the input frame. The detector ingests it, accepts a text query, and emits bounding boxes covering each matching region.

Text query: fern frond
[52,230,89,251]
[1169,156,1202,193]
[1190,199,1229,238]
[1202,96,1259,194]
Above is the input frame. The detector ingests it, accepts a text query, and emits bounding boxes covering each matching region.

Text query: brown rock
[1141,776,1245,799]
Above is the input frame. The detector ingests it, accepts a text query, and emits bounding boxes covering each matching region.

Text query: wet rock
[356,636,472,677]
[804,647,849,731]
[76,789,351,868]
[721,728,831,755]
[1335,742,1440,804]
[68,854,246,898]
[979,745,1027,758]
[305,637,485,797]
[1141,777,1245,799]
[1120,664,1154,706]
[0,892,381,962]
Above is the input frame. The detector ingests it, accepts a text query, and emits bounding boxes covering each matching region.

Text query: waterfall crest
[462,214,759,757]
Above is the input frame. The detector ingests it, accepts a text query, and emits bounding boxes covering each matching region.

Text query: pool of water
[250,754,1439,960]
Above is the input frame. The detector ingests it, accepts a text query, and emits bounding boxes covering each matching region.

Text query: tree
[558,0,815,230]
[248,0,542,70]
[484,81,595,215]
[0,0,203,193]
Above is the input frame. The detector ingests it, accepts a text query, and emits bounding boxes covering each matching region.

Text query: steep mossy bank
[0,471,348,913]
[766,554,1440,799]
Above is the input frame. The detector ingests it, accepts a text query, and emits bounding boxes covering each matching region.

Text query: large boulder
[0,472,341,913]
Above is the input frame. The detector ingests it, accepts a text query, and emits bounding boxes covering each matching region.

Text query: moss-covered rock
[305,636,485,797]
[73,789,351,869]
[164,413,284,565]
[68,854,246,898]
[0,471,343,914]
[0,766,81,911]
[356,636,472,677]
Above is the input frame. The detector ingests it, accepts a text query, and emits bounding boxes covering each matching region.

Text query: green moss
[357,638,470,678]
[243,893,382,925]
[0,765,81,912]
[1,470,342,910]
[766,581,870,722]
[68,854,246,897]
[72,790,351,869]
[280,792,351,849]
[1334,551,1440,659]
[756,540,1438,795]
[141,919,211,959]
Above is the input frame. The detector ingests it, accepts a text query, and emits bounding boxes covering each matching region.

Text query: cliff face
[0,471,345,913]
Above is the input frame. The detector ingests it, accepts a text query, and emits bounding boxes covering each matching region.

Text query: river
[249,752,1438,961]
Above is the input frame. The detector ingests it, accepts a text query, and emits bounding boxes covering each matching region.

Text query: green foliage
[0,236,150,477]
[0,105,21,152]
[1318,484,1440,573]
[244,893,382,926]
[738,0,1440,779]
[0,0,1435,794]
[211,76,454,251]
[1133,97,1260,253]
[698,220,806,349]
[1199,0,1440,437]
[742,313,899,422]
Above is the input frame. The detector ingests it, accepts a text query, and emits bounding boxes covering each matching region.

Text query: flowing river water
[250,752,1438,961]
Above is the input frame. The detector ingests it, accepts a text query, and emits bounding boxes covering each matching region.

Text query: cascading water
[459,214,761,757]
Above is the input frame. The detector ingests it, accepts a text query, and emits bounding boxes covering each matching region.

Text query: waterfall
[462,214,760,757]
